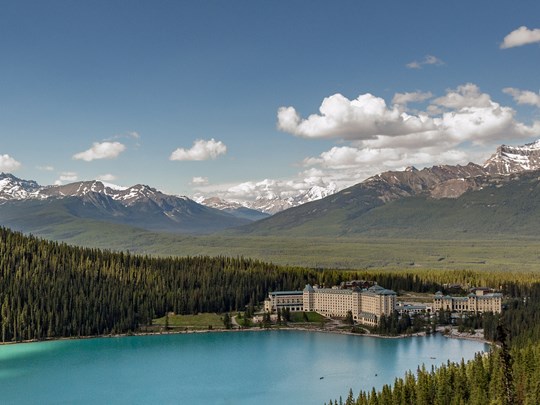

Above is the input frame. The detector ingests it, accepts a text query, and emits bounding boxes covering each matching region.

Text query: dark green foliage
[345,310,354,325]
[223,313,232,329]
[0,227,320,341]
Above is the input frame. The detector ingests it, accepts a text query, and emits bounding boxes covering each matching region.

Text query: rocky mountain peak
[0,173,41,200]
[484,139,540,175]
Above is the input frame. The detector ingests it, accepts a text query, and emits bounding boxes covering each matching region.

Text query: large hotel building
[264,284,397,326]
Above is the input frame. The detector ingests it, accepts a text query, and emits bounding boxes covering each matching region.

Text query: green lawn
[152,313,225,330]
[289,311,328,323]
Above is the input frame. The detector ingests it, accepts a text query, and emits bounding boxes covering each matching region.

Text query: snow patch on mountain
[484,140,540,175]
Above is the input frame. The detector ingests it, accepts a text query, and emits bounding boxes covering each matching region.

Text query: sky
[1,0,539,201]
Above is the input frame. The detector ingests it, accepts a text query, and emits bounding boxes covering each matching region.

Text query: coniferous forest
[0,227,322,341]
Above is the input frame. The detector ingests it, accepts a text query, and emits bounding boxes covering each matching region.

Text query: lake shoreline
[0,323,492,346]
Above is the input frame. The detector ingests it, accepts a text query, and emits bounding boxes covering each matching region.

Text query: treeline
[0,227,323,341]
[327,343,540,405]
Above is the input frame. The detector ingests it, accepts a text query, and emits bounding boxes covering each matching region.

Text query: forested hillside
[0,227,322,341]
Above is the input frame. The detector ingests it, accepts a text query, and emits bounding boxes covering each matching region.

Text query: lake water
[0,330,487,404]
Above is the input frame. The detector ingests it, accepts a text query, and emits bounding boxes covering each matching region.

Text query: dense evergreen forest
[0,227,325,340]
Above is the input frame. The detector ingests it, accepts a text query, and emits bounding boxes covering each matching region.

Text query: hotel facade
[433,289,503,313]
[264,284,397,326]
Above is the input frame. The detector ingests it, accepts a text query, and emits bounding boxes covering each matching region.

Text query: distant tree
[262,312,271,328]
[345,310,354,325]
[164,313,169,330]
[223,313,232,329]
[282,308,291,322]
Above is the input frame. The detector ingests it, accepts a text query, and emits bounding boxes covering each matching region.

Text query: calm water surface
[0,330,487,404]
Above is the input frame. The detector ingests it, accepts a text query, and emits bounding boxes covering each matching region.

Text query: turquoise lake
[0,331,487,404]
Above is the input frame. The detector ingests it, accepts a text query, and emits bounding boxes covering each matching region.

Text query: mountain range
[1,139,540,243]
[0,176,251,235]
[233,139,540,238]
[195,183,338,215]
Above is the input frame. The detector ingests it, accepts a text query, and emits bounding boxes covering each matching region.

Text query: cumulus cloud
[500,26,540,49]
[406,55,444,69]
[170,139,227,161]
[54,172,78,185]
[191,167,341,203]
[278,84,540,149]
[73,142,126,161]
[198,83,540,204]
[432,83,492,109]
[503,87,540,108]
[304,146,470,171]
[392,91,433,106]
[96,173,117,182]
[277,93,434,140]
[271,83,540,200]
[190,176,209,186]
[0,154,21,172]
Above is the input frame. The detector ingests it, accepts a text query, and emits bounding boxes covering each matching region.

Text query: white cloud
[37,165,54,171]
[198,83,540,205]
[503,87,540,108]
[191,166,342,202]
[304,146,470,171]
[269,83,540,201]
[500,26,540,49]
[54,172,78,185]
[432,83,492,109]
[392,91,433,106]
[170,139,227,161]
[0,154,21,172]
[277,93,434,140]
[191,176,209,186]
[96,173,117,182]
[406,55,444,69]
[278,84,540,149]
[73,142,126,161]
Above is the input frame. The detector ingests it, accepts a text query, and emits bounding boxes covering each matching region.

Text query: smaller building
[433,288,502,313]
[396,302,432,315]
[264,290,304,313]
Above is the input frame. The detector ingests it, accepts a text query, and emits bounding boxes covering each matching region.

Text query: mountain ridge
[2,139,540,239]
[232,139,540,237]
[0,175,250,234]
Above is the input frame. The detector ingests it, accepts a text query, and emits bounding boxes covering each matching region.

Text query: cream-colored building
[433,289,502,313]
[264,290,304,313]
[266,283,396,326]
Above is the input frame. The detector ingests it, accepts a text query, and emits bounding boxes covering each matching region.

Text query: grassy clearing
[145,235,540,272]
[13,214,540,272]
[152,313,224,330]
[289,311,328,323]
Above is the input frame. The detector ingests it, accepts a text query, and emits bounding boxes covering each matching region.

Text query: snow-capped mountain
[0,173,42,201]
[197,183,338,215]
[484,140,540,175]
[200,138,540,215]
[238,139,540,237]
[0,177,251,234]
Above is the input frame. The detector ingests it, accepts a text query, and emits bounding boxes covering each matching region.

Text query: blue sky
[1,1,539,200]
